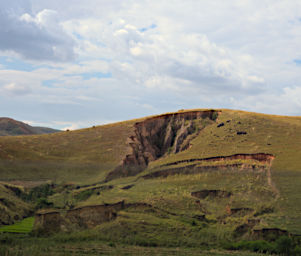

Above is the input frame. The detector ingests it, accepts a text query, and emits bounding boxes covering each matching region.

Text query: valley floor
[0,234,271,256]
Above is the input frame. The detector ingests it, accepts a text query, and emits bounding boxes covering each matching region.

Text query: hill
[1,109,301,255]
[0,117,60,136]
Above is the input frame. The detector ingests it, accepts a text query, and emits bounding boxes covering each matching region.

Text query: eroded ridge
[105,110,218,181]
[159,153,275,168]
[142,153,275,179]
[34,202,154,233]
[34,201,125,233]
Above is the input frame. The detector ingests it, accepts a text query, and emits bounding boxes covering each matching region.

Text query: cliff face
[105,110,217,181]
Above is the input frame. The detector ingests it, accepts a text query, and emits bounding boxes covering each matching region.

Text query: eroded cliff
[105,110,218,181]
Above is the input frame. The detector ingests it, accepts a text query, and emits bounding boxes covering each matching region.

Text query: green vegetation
[0,217,34,233]
[225,236,301,255]
[0,232,270,256]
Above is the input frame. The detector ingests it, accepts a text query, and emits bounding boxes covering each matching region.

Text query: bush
[35,198,53,209]
[22,184,54,202]
[294,246,301,256]
[224,237,300,255]
[75,189,94,201]
[224,240,276,254]
[275,236,293,255]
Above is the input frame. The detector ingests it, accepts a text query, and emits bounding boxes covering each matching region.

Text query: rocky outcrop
[105,110,218,181]
[34,201,125,233]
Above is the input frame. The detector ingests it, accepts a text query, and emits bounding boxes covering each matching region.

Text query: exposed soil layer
[229,207,254,217]
[105,110,217,181]
[34,201,187,233]
[34,201,125,232]
[159,153,275,168]
[141,153,274,179]
[191,190,232,199]
[234,219,260,237]
[142,163,268,179]
[122,184,134,190]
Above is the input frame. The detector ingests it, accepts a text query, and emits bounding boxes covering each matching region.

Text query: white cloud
[1,0,301,128]
[0,2,76,61]
[2,82,31,96]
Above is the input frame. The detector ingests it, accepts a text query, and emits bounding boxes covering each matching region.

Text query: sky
[1,0,301,130]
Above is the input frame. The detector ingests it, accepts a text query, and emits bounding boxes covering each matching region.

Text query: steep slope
[0,118,60,136]
[105,110,217,181]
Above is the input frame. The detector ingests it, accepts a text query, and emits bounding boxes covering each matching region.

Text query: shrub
[23,184,54,202]
[294,246,301,256]
[75,189,94,201]
[275,236,293,255]
[35,198,53,209]
[224,240,276,254]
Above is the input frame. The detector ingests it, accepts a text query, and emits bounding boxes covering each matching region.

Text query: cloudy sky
[1,0,301,129]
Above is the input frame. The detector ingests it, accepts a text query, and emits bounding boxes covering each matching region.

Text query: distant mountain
[0,117,60,136]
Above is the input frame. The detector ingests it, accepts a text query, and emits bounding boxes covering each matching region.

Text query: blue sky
[1,0,301,130]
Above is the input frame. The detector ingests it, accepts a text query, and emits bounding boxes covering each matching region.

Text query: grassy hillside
[0,118,60,136]
[0,109,301,255]
[0,119,137,183]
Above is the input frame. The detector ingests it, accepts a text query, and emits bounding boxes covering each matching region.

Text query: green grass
[0,232,271,255]
[0,119,137,184]
[0,217,34,233]
[0,183,33,225]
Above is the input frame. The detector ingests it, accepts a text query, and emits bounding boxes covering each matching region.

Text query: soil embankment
[34,201,125,233]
